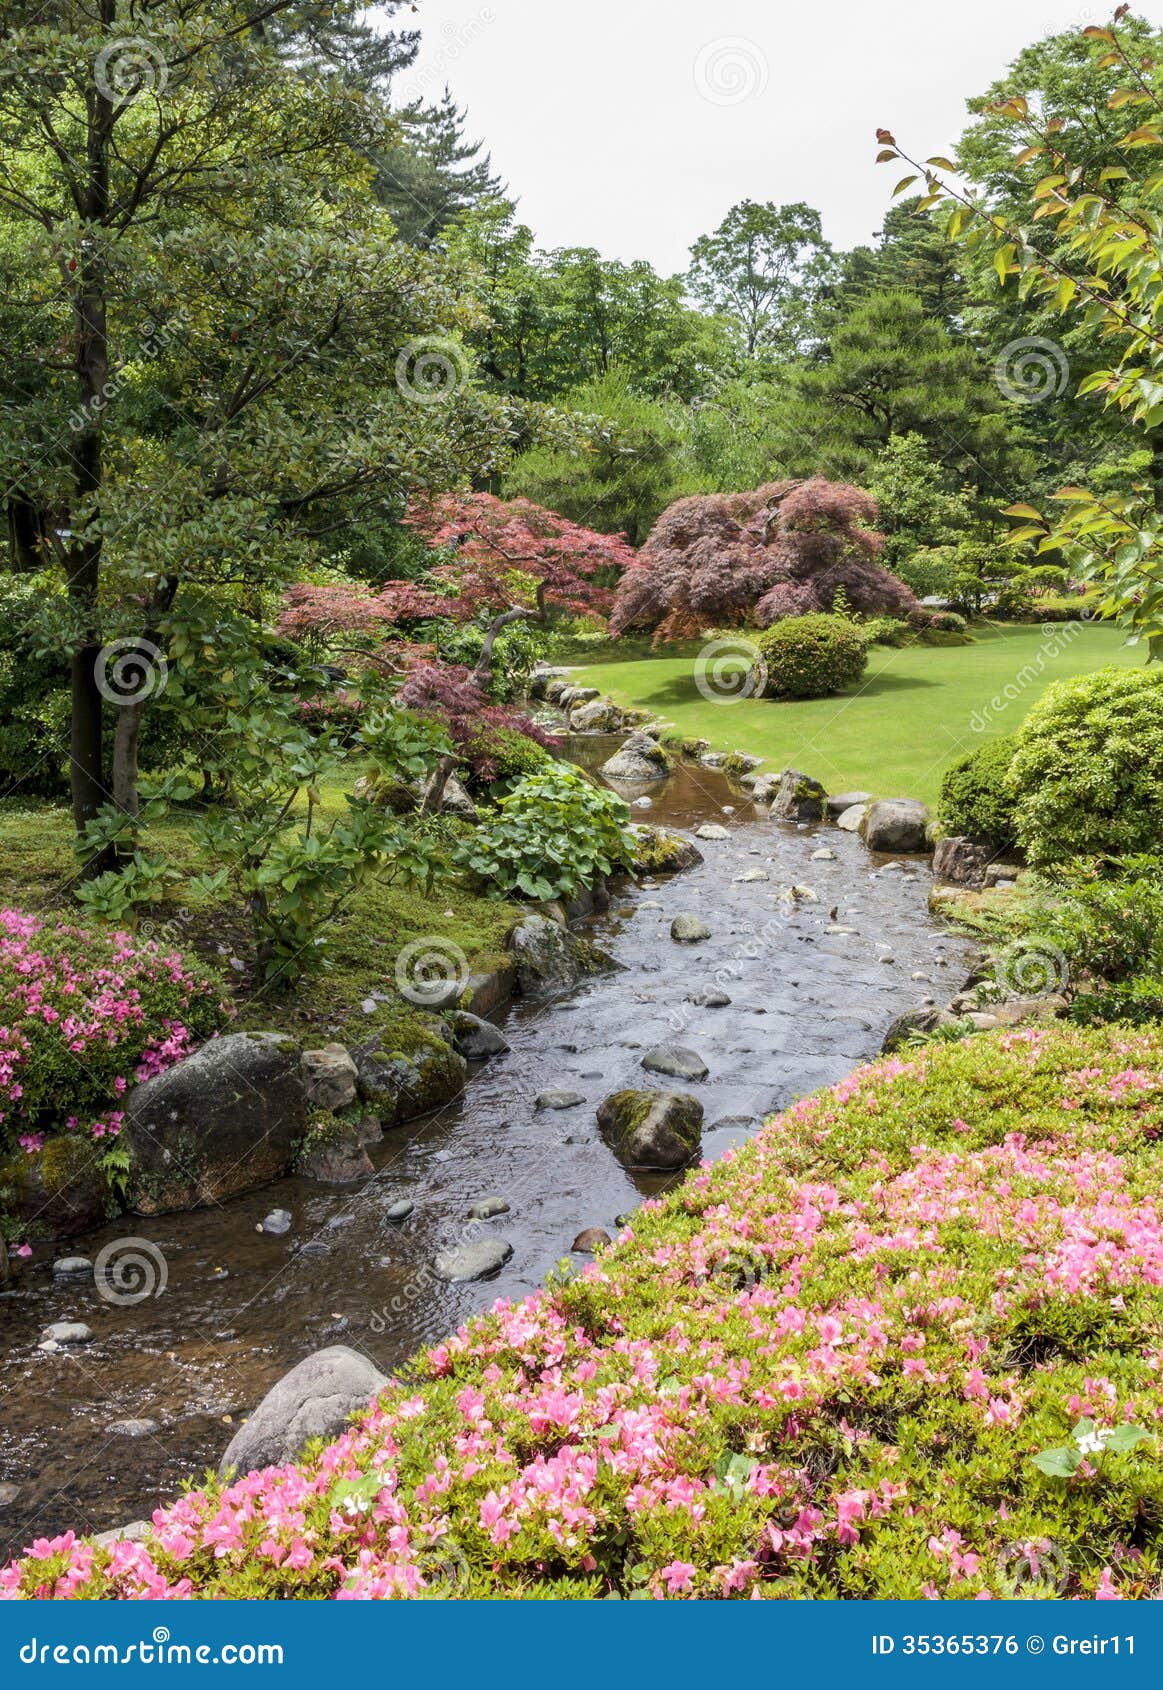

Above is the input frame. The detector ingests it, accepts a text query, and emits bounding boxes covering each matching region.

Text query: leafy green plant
[455,764,633,900]
[1031,1419,1152,1480]
[754,612,868,700]
[1025,857,1163,1025]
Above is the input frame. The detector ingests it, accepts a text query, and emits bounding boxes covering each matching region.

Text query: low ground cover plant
[6,1023,1162,1600]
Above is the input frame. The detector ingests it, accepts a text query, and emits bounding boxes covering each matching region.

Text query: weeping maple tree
[609,476,922,642]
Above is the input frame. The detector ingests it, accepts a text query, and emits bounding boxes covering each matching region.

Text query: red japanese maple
[609,476,921,643]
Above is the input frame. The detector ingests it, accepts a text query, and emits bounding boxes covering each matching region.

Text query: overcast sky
[395,0,1162,274]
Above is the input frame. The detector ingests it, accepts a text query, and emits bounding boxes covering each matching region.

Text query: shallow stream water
[0,741,972,1558]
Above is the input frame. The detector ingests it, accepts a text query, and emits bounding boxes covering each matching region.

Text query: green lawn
[572,623,1143,808]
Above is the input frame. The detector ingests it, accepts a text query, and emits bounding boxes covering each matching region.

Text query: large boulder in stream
[353,1031,467,1123]
[122,1032,306,1215]
[597,1089,703,1170]
[601,732,671,783]
[771,768,828,823]
[507,914,621,999]
[859,799,931,854]
[629,824,703,876]
[219,1346,388,1477]
[0,1134,110,1241]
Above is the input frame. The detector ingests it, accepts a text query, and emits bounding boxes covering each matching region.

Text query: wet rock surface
[0,741,972,1557]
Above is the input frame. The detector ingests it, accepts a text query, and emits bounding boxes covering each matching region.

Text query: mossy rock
[628,824,703,875]
[0,1134,111,1240]
[353,1027,467,1125]
[596,1089,703,1170]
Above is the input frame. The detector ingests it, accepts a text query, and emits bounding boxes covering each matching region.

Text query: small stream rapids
[0,741,971,1557]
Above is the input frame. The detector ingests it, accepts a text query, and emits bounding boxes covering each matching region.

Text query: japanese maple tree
[609,476,922,643]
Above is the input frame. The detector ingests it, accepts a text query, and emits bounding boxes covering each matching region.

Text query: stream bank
[0,743,973,1559]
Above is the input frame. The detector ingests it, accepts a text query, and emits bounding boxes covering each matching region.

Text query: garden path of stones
[0,755,972,1555]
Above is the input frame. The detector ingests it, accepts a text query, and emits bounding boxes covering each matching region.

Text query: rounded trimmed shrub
[754,612,868,700]
[1009,667,1163,867]
[939,734,1020,847]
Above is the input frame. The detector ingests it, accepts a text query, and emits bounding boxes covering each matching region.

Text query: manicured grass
[571,623,1143,808]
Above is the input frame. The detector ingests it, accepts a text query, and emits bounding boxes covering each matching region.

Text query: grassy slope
[7,1023,1163,1600]
[572,623,1141,808]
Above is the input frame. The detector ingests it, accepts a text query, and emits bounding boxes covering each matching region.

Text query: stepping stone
[694,823,730,840]
[52,1257,92,1283]
[671,914,711,943]
[42,1322,94,1346]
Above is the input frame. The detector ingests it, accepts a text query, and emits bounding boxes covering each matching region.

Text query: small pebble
[52,1256,92,1283]
[107,1418,160,1439]
[385,1200,414,1222]
[259,1210,292,1236]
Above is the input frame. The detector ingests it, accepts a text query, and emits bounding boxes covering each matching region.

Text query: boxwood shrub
[755,613,868,700]
[1009,667,1163,867]
[939,734,1020,848]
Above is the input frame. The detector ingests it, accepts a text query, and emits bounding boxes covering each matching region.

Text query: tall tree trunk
[68,10,116,869]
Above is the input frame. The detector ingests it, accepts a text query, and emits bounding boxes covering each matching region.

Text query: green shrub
[1010,667,1163,867]
[859,615,911,648]
[755,613,868,700]
[454,764,633,900]
[939,735,1020,847]
[464,726,553,792]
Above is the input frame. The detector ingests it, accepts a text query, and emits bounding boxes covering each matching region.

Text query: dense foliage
[7,1025,1163,1599]
[1025,858,1163,1026]
[454,766,633,902]
[755,614,869,701]
[1009,668,1163,867]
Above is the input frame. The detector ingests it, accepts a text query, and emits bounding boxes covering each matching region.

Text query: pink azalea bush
[0,907,230,1160]
[4,1023,1163,1600]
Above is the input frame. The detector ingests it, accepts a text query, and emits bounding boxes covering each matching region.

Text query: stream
[0,740,973,1559]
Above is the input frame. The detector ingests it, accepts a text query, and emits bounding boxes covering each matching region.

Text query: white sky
[397,0,1163,274]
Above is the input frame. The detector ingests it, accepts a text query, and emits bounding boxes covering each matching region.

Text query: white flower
[1076,1427,1113,1457]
